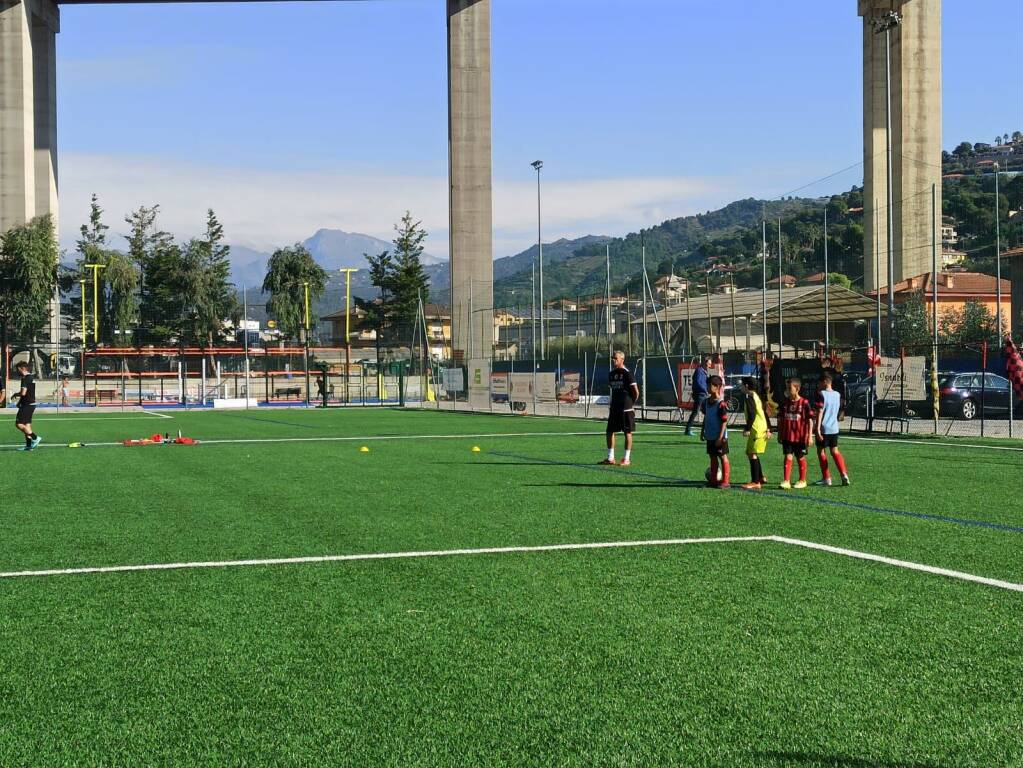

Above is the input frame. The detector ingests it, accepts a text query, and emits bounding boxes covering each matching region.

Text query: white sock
[624,449,632,461]
[607,449,615,461]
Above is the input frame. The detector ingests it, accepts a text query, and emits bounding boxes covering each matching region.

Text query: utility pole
[761,215,767,354]
[873,10,901,350]
[340,268,358,405]
[777,218,783,357]
[303,280,311,405]
[531,160,545,358]
[824,205,830,351]
[995,163,1003,341]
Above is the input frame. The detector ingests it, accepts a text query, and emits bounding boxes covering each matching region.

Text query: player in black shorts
[603,351,640,466]
[13,361,41,451]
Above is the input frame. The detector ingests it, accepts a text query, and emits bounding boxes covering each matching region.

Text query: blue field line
[488,451,1023,536]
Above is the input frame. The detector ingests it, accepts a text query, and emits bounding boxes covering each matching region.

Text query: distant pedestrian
[685,356,712,436]
[60,377,70,407]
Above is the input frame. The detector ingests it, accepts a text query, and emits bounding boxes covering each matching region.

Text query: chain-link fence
[1,342,409,409]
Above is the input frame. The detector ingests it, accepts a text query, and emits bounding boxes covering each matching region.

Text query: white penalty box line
[2,536,1021,594]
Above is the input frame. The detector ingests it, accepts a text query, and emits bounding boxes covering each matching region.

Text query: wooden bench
[274,386,302,400]
[94,389,118,402]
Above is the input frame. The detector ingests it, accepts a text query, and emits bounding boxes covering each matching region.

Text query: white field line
[1,429,683,451]
[0,536,770,579]
[842,435,1023,453]
[33,415,170,422]
[1,535,1020,594]
[770,536,1023,593]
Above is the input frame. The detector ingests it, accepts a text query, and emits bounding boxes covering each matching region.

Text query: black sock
[25,435,32,446]
[750,456,763,483]
[28,433,37,440]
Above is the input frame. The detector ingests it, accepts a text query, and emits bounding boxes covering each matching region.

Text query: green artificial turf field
[0,406,1020,767]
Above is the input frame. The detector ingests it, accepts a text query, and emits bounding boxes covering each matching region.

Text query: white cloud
[58,152,745,261]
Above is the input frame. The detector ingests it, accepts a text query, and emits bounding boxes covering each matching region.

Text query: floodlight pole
[777,218,783,357]
[243,286,250,409]
[995,163,1002,341]
[761,215,767,354]
[823,205,830,352]
[873,10,901,352]
[532,160,545,358]
[79,278,87,403]
[340,268,358,405]
[303,280,311,405]
[931,184,939,435]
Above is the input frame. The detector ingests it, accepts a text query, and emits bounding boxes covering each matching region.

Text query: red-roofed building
[868,271,1013,333]
[767,274,797,289]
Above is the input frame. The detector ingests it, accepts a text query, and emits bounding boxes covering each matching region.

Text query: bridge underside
[2,0,944,355]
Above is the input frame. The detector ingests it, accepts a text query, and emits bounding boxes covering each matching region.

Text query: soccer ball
[705,466,723,483]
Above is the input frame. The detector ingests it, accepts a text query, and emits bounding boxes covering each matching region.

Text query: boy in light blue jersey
[815,372,849,487]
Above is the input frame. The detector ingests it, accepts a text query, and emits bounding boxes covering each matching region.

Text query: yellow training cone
[471,446,481,453]
[359,446,370,453]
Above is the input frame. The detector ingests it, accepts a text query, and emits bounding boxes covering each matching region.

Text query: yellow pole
[303,281,310,332]
[339,268,357,405]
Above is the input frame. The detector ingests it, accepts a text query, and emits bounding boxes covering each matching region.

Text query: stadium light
[339,268,358,405]
[872,9,901,350]
[531,160,544,359]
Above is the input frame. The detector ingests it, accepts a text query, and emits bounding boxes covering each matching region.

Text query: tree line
[0,198,431,352]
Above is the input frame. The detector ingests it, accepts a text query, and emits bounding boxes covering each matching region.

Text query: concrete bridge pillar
[447,0,493,364]
[859,0,941,293]
[1,0,58,234]
[1,0,59,345]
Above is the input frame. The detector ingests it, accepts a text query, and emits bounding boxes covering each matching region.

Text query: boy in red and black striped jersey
[777,377,813,489]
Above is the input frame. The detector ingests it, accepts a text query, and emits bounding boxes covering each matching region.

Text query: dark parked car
[934,372,1022,420]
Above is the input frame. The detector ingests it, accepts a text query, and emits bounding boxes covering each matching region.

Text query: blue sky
[56,0,1023,258]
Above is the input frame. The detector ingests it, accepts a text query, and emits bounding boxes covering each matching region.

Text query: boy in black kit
[13,361,41,451]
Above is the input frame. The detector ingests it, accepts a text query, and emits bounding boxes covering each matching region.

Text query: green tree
[103,251,141,346]
[0,215,59,383]
[890,291,931,350]
[73,198,142,347]
[940,300,1001,346]
[186,209,238,348]
[126,204,175,342]
[365,212,431,339]
[262,245,328,341]
[952,141,974,158]
[389,211,430,333]
[827,273,852,289]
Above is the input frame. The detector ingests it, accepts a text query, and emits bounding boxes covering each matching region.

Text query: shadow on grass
[524,481,705,490]
[754,750,946,768]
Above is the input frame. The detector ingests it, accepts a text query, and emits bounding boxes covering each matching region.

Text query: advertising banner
[535,373,557,401]
[509,373,534,402]
[677,362,698,409]
[876,356,927,401]
[442,368,464,393]
[491,372,509,402]
[557,372,580,403]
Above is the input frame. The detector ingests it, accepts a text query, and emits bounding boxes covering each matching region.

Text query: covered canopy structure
[632,285,885,355]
